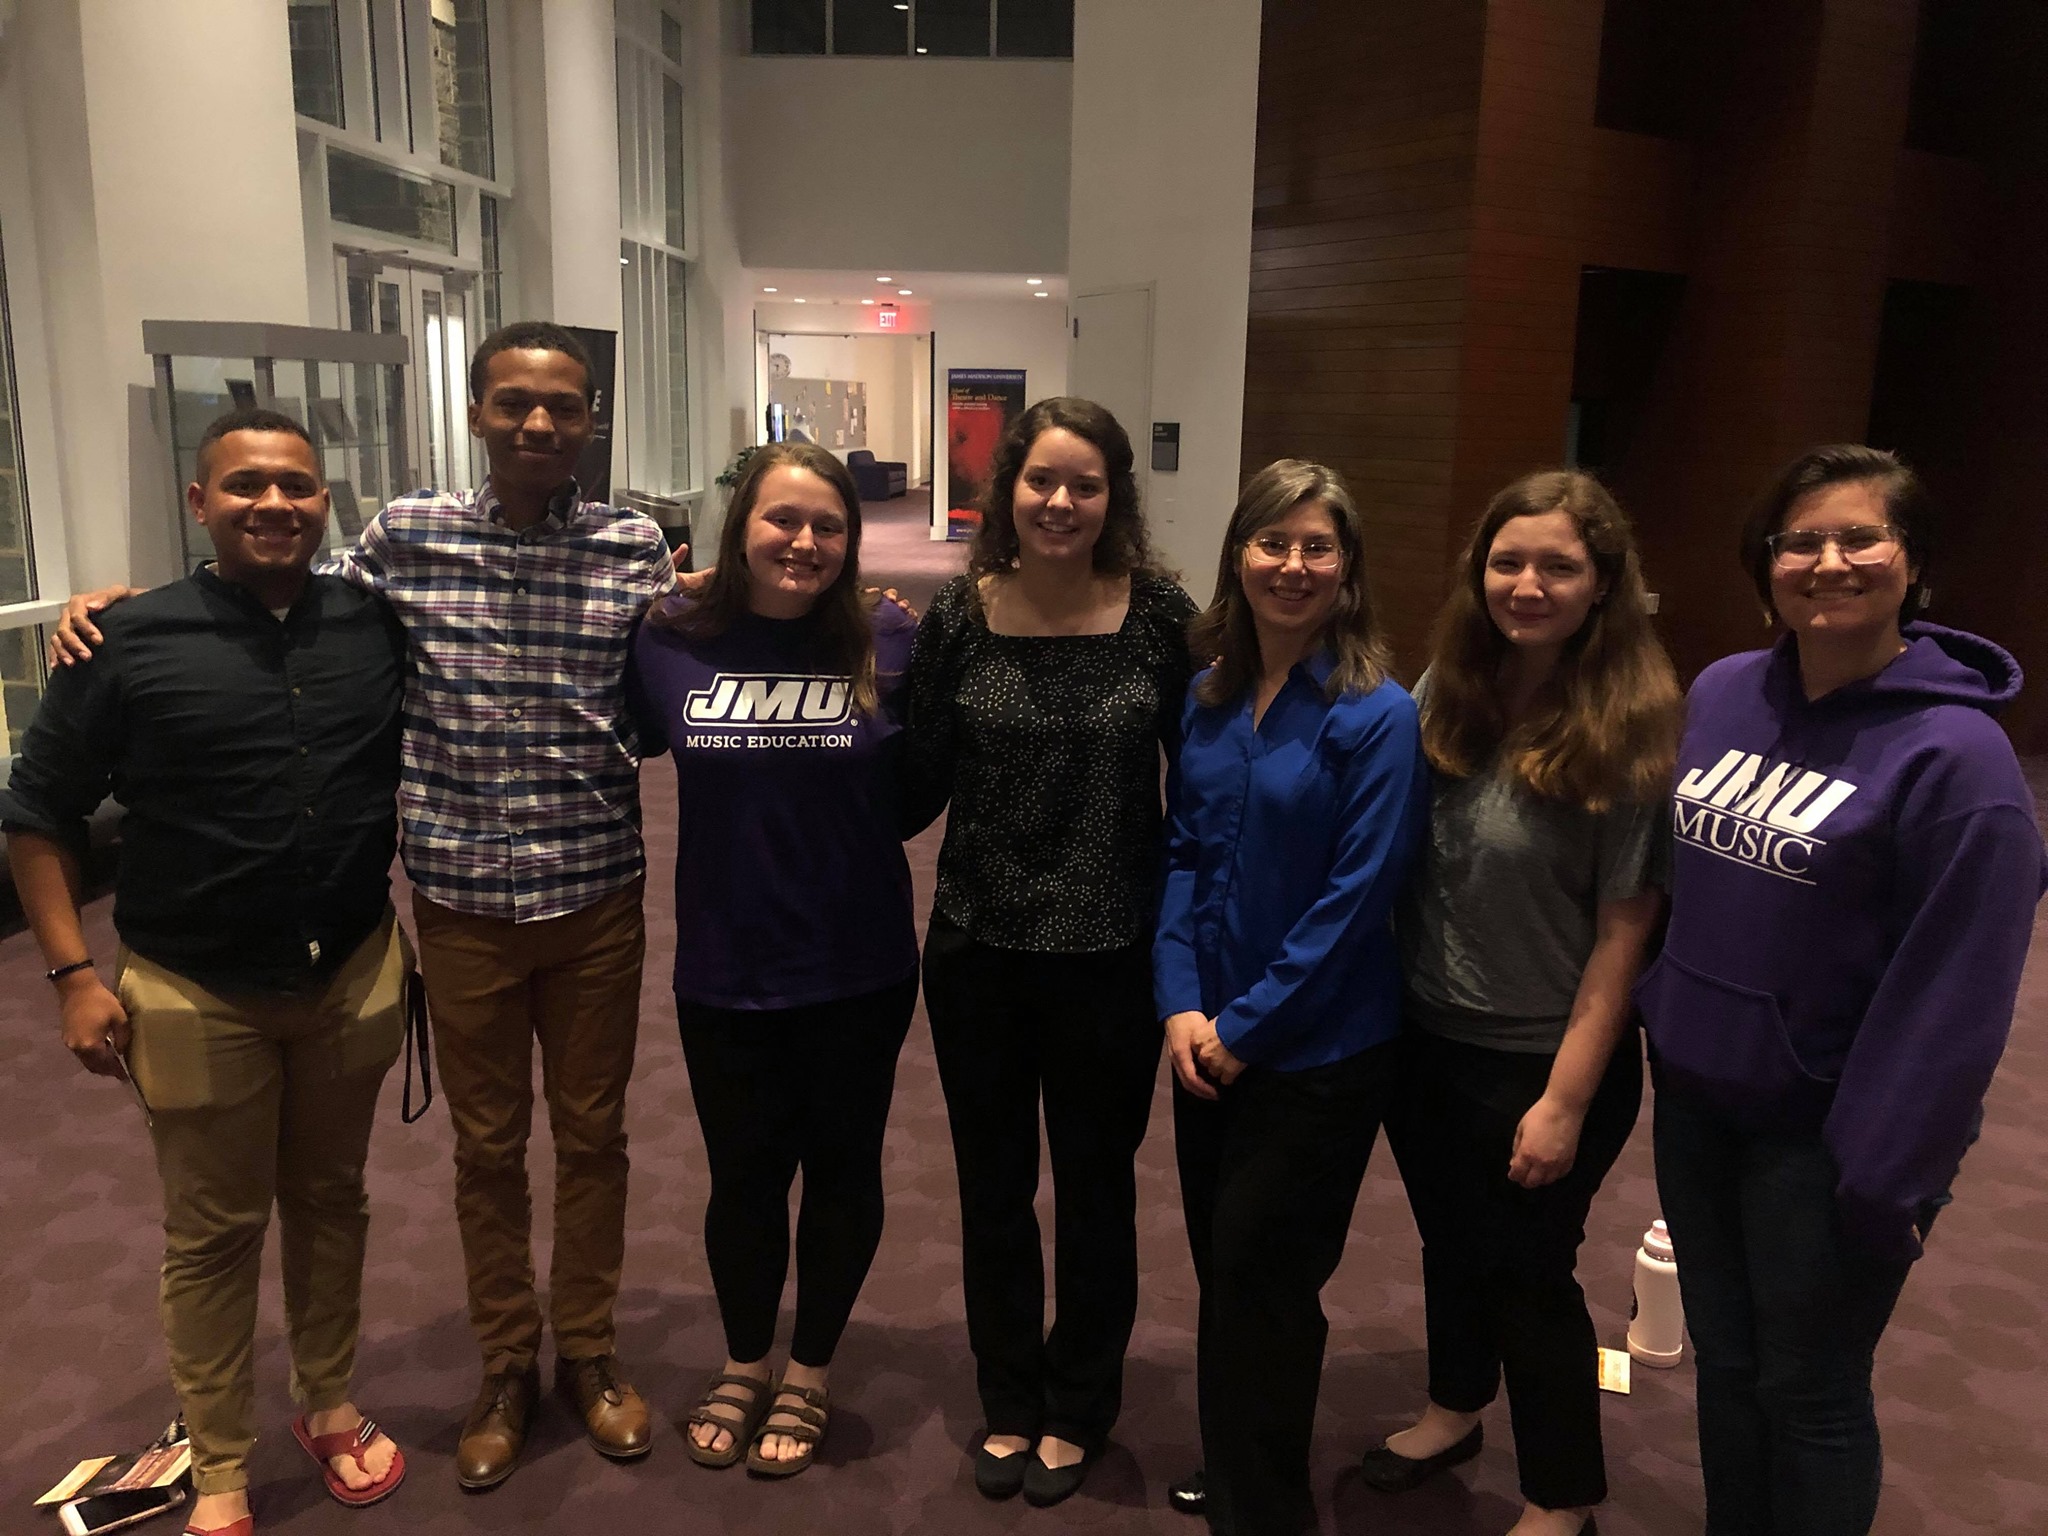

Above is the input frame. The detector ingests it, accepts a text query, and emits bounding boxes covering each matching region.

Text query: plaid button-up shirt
[325,479,676,922]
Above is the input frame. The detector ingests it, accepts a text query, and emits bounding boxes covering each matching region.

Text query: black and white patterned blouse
[904,570,1197,953]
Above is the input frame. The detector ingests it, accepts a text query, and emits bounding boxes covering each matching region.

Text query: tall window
[0,215,43,753]
[432,0,496,177]
[295,3,509,495]
[290,0,347,126]
[290,1,505,246]
[617,1,694,497]
[750,0,1074,57]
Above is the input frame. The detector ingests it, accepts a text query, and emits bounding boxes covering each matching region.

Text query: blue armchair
[846,449,907,502]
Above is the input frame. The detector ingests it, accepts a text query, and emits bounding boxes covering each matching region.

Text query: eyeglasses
[1243,534,1343,571]
[1766,524,1902,570]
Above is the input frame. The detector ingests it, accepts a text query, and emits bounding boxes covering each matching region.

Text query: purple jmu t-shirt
[631,599,921,1010]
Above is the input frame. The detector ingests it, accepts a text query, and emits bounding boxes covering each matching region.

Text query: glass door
[337,251,479,495]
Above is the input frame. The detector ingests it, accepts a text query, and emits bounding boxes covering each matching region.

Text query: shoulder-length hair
[651,440,880,715]
[968,396,1160,580]
[1189,459,1392,707]
[1739,444,1935,623]
[1422,469,1680,811]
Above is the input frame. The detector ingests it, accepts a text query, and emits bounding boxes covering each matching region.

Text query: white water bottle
[1626,1218,1685,1367]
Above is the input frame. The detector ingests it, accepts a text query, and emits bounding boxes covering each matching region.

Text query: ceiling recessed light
[897,288,913,295]
[762,286,778,293]
[793,297,806,303]
[915,46,927,53]
[861,298,876,305]
[893,3,908,8]
[1034,291,1049,298]
[1026,278,1043,285]
[876,276,893,283]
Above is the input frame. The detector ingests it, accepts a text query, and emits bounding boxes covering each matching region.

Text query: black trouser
[920,914,1160,1450]
[675,974,918,1367]
[1175,1040,1398,1536]
[1384,1028,1641,1511]
[1652,1070,1916,1536]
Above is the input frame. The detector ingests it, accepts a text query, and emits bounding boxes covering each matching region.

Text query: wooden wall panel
[1243,0,1488,671]
[1242,0,2047,746]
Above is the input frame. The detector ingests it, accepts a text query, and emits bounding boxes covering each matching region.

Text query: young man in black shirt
[2,410,411,1536]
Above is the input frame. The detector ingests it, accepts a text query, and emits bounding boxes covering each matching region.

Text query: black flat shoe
[1168,1468,1206,1515]
[1357,1422,1484,1493]
[974,1438,1029,1501]
[1022,1446,1098,1508]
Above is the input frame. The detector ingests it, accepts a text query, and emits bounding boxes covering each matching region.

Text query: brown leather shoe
[556,1353,652,1460]
[456,1364,539,1490]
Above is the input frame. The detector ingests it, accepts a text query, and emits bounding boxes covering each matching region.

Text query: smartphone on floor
[59,1484,187,1536]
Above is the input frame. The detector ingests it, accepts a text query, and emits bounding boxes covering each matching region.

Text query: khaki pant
[412,880,645,1374]
[121,913,408,1496]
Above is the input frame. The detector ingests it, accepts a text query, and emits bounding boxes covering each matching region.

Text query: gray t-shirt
[1400,676,1667,1053]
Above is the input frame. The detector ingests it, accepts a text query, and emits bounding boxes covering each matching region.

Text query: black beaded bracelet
[46,958,95,984]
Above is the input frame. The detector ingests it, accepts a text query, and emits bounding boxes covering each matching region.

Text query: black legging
[675,974,919,1367]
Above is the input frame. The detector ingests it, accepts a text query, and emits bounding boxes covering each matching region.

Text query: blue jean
[1651,1071,1914,1536]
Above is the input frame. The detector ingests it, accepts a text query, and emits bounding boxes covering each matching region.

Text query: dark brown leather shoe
[456,1364,540,1490]
[556,1353,652,1460]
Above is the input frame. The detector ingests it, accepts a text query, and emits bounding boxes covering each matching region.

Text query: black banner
[566,325,618,503]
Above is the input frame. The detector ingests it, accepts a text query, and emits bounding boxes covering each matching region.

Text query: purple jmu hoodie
[630,599,923,1010]
[1638,622,2046,1264]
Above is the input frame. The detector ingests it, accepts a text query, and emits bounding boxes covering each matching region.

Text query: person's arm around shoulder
[896,577,972,834]
[1211,683,1430,1064]
[46,584,148,667]
[2,634,131,1075]
[1825,741,2048,1262]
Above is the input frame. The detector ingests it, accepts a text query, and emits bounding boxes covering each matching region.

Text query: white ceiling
[745,267,1067,305]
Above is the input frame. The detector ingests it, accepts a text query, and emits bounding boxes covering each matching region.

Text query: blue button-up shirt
[1153,652,1428,1071]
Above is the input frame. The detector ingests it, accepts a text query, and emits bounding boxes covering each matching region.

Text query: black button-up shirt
[0,567,406,992]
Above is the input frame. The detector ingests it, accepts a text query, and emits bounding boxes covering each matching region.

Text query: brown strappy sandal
[745,1381,829,1478]
[684,1372,773,1469]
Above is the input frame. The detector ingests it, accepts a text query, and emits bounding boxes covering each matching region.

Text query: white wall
[1067,0,1260,598]
[538,0,625,330]
[5,0,311,591]
[929,298,1071,535]
[726,57,1070,274]
[685,0,787,556]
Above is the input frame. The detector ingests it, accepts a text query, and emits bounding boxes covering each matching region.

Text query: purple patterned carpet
[4,732,2043,1530]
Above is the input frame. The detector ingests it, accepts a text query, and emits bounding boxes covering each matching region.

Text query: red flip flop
[291,1413,406,1508]
[183,1520,254,1536]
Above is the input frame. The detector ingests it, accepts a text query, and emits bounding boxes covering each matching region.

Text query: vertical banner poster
[565,325,618,503]
[946,368,1027,540]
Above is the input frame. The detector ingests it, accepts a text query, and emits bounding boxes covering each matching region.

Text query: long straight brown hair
[651,441,880,716]
[1422,469,1680,811]
[1190,459,1392,707]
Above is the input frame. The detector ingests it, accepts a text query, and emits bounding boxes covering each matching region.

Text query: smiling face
[1483,509,1605,655]
[742,464,851,617]
[469,346,594,497]
[1768,479,1914,642]
[188,429,330,590]
[1242,497,1345,645]
[1010,427,1110,568]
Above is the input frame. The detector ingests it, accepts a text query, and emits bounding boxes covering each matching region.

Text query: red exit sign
[877,306,899,329]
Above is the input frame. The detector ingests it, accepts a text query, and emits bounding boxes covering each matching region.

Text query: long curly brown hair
[1421,469,1680,811]
[968,397,1162,580]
